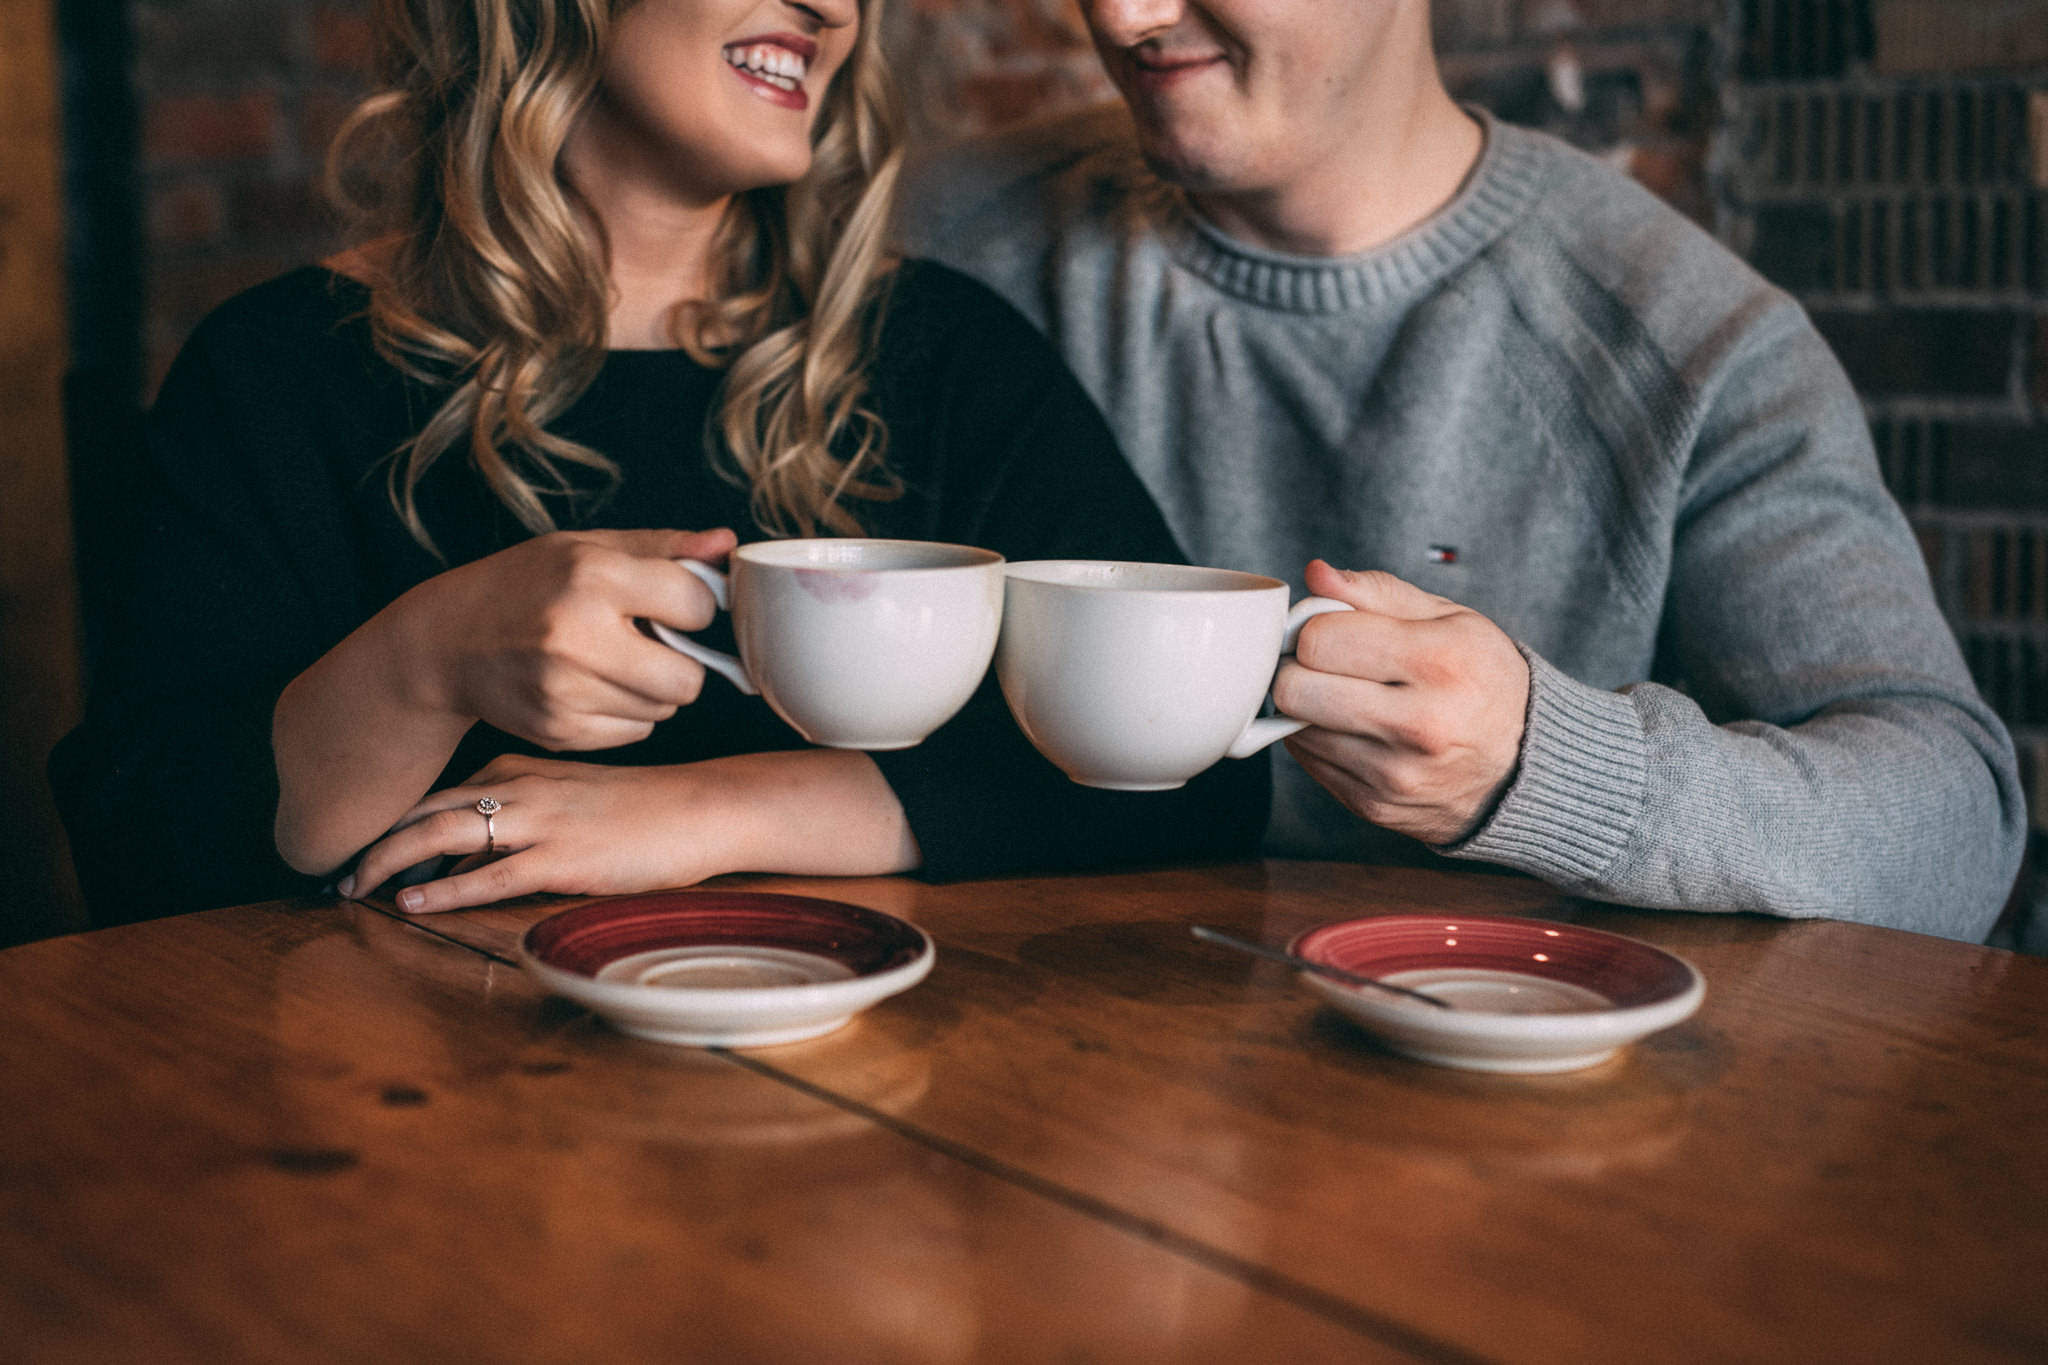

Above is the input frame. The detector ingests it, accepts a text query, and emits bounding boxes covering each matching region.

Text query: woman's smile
[566,0,858,208]
[722,33,818,110]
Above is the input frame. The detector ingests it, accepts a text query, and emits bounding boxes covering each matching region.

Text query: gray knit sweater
[899,107,2026,942]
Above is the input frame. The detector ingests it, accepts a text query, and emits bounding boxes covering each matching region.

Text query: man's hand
[1274,560,1530,845]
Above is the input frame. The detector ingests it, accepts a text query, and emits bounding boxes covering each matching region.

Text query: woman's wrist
[699,749,921,878]
[372,576,476,720]
[272,605,477,874]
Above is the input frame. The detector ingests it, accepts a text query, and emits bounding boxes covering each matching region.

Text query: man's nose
[1078,0,1188,48]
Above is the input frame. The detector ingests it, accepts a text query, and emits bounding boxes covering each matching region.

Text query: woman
[51,0,1265,920]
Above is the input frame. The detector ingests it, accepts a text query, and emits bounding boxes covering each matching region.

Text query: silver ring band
[476,796,501,855]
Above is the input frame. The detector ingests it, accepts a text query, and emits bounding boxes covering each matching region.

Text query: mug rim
[734,538,1004,573]
[1005,559,1284,595]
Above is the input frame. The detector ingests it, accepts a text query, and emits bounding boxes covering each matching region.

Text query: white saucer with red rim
[1289,914,1705,1073]
[519,891,935,1048]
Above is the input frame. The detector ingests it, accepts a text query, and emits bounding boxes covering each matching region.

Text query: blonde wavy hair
[327,0,904,553]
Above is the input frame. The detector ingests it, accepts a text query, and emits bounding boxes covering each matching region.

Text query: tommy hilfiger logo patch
[1425,544,1459,564]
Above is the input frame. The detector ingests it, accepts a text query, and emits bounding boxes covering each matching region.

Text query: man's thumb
[1303,559,1451,620]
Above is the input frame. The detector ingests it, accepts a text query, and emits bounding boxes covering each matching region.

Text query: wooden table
[2,862,2044,1364]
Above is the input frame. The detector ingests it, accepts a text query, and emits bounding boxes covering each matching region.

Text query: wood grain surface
[415,862,2048,1365]
[0,892,1418,1365]
[5,863,2044,1364]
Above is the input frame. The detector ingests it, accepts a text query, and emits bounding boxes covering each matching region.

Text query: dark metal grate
[1741,0,1878,80]
[1870,419,2048,515]
[1963,632,2048,724]
[1736,78,2048,299]
[1964,527,2048,622]
[1873,416,1948,505]
[1751,84,2038,191]
[1770,192,2048,293]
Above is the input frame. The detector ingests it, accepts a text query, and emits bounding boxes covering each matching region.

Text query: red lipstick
[723,33,819,112]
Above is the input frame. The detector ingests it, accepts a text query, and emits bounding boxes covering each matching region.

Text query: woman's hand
[337,749,922,913]
[273,525,736,877]
[394,527,739,751]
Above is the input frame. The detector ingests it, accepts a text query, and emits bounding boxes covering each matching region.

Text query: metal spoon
[1190,925,1455,1010]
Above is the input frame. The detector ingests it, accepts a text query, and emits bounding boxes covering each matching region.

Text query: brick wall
[132,0,371,388]
[1435,0,1725,220]
[883,0,1112,143]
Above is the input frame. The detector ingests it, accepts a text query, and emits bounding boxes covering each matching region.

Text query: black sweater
[51,262,1268,922]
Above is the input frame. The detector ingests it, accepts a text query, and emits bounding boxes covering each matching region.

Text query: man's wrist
[1437,761,1522,850]
[1438,646,1647,884]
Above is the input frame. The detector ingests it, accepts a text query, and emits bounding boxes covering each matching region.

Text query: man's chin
[1128,125,1241,195]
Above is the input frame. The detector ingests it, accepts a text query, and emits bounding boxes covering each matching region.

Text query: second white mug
[996,561,1352,790]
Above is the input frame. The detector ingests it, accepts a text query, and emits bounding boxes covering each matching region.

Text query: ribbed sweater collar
[1162,112,1544,313]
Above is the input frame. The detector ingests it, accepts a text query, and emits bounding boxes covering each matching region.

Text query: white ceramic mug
[996,561,1353,790]
[649,539,1005,750]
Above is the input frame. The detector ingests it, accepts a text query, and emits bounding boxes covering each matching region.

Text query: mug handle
[1223,596,1354,759]
[645,559,760,697]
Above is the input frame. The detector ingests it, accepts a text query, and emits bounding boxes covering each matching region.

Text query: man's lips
[1121,46,1229,90]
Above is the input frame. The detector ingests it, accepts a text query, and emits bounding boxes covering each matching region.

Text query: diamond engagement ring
[476,796,501,854]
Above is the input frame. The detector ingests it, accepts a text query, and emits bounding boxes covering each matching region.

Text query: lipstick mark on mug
[795,568,880,603]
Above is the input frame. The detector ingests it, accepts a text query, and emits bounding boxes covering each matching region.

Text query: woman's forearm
[273,605,472,876]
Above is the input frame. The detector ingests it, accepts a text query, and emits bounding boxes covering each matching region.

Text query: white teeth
[724,44,807,92]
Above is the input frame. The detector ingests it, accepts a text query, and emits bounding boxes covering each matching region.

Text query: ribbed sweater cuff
[1441,646,1646,887]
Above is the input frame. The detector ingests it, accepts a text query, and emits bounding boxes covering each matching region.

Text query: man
[898,0,2026,940]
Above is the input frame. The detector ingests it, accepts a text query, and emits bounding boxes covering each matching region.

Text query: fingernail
[337,875,356,899]
[398,888,424,912]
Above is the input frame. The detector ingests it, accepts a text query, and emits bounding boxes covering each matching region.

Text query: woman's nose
[788,0,856,31]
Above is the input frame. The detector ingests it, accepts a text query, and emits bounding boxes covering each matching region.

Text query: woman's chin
[653,135,815,200]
